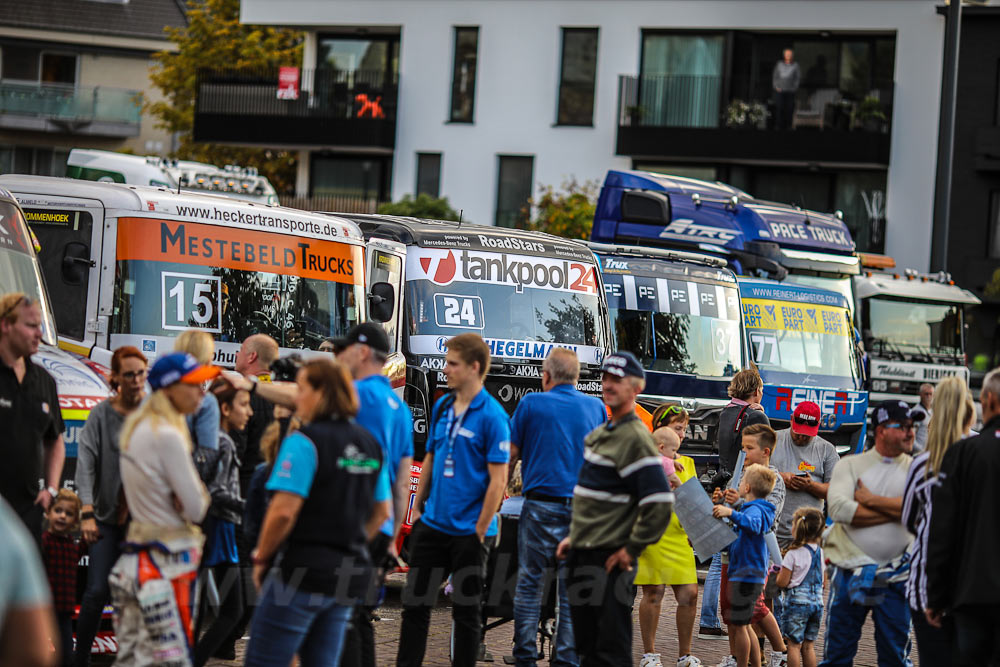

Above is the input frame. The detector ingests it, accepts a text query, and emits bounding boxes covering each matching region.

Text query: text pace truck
[588,242,744,477]
[0,175,382,371]
[0,187,110,490]
[739,278,868,455]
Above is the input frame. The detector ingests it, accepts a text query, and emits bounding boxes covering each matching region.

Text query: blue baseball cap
[602,351,645,380]
[872,399,926,429]
[148,352,220,390]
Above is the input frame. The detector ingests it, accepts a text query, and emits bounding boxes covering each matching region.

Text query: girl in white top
[109,352,217,666]
[775,507,826,667]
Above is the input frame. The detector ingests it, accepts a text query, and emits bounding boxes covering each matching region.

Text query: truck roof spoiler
[585,241,728,269]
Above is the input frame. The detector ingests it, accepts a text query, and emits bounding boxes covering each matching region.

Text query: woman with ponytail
[108,352,217,665]
[901,376,975,665]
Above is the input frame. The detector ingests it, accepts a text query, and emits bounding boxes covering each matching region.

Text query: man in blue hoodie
[713,463,778,667]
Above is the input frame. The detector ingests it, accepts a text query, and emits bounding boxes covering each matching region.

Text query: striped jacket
[569,413,674,558]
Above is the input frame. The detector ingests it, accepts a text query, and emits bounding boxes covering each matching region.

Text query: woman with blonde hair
[108,352,217,665]
[901,376,975,665]
[176,330,221,452]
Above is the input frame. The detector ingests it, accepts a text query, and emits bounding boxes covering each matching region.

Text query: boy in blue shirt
[713,463,778,667]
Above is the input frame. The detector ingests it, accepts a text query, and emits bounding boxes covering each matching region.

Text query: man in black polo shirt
[0,292,65,541]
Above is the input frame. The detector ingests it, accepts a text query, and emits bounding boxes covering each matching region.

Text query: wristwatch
[46,485,58,497]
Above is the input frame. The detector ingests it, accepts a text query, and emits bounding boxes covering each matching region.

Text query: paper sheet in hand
[673,477,737,560]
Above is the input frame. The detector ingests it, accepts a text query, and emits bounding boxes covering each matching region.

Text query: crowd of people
[0,286,999,666]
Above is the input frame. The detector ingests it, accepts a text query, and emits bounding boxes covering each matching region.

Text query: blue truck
[591,170,860,306]
[591,170,868,453]
[588,241,743,473]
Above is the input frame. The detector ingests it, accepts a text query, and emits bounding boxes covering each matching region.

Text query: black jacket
[926,414,1000,611]
[717,402,770,474]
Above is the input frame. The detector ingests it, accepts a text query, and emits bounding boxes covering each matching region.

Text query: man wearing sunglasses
[820,400,922,667]
[0,293,64,542]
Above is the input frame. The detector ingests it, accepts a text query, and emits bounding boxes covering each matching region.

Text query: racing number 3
[161,271,222,333]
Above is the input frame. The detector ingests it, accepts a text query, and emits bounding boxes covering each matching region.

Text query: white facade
[242,0,946,271]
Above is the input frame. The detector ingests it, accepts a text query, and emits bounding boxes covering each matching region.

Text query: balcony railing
[616,74,893,165]
[194,68,398,148]
[0,82,141,135]
[617,74,893,132]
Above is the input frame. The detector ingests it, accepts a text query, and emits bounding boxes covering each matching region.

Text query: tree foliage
[147,0,304,193]
[520,179,599,241]
[377,194,463,221]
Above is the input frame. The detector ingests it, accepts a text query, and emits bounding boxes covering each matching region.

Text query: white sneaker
[640,654,663,667]
[716,657,737,667]
[768,652,787,667]
[678,656,702,667]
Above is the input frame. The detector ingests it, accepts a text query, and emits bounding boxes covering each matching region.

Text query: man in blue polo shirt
[397,333,510,667]
[334,322,414,667]
[509,347,605,667]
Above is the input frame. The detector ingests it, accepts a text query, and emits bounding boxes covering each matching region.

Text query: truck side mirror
[368,281,395,323]
[61,242,94,285]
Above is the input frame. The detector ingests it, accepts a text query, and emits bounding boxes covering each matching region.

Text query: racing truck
[854,264,980,404]
[739,278,868,455]
[66,148,281,205]
[588,241,743,476]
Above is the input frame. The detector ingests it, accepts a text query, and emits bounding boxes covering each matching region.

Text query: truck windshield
[743,297,858,389]
[112,261,363,349]
[0,202,57,345]
[604,273,741,377]
[865,297,963,357]
[404,249,605,365]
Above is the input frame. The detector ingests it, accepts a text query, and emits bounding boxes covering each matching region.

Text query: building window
[450,27,479,123]
[495,155,534,228]
[639,33,725,127]
[990,191,1000,259]
[310,154,391,202]
[0,46,76,85]
[415,152,442,198]
[557,28,598,126]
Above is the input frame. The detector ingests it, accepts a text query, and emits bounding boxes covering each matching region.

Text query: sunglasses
[884,422,914,431]
[654,404,688,429]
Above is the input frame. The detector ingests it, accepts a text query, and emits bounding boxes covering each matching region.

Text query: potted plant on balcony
[625,104,646,126]
[725,99,767,129]
[852,96,888,132]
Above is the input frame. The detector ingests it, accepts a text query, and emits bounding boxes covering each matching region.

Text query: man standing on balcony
[773,48,800,130]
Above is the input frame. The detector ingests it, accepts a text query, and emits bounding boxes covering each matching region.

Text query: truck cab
[332,214,610,457]
[1,175,385,370]
[739,278,868,455]
[854,268,980,403]
[0,187,110,489]
[66,148,280,205]
[588,241,743,474]
[591,169,861,311]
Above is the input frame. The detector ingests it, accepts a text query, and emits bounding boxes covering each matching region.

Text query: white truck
[854,268,980,403]
[1,176,399,371]
[66,148,280,205]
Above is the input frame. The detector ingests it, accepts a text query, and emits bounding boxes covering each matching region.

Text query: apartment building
[0,0,184,176]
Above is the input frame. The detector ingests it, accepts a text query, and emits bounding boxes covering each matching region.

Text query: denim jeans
[513,499,577,667]
[699,552,723,629]
[820,567,912,667]
[74,521,124,667]
[244,573,355,667]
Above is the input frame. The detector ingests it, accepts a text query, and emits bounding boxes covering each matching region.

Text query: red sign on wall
[277,67,300,100]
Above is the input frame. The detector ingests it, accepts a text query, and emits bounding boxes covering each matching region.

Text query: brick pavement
[208,578,919,666]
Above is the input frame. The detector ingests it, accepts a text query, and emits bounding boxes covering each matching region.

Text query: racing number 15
[161,272,223,333]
